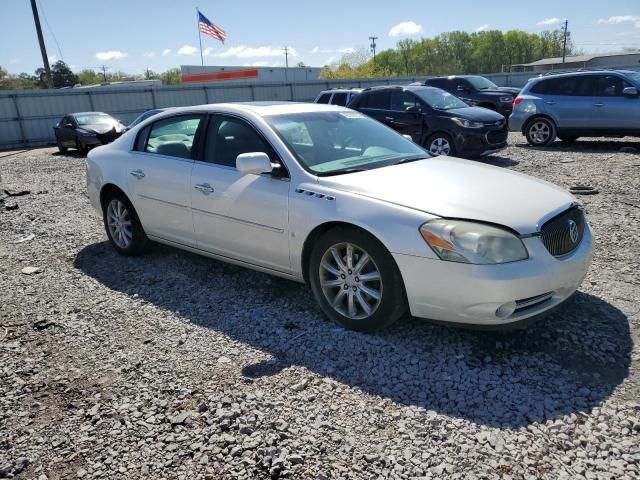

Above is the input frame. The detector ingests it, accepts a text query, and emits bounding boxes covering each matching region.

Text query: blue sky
[1,0,639,75]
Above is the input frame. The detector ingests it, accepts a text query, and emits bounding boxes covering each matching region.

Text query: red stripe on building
[182,68,259,83]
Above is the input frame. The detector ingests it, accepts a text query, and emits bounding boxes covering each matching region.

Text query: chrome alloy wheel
[107,199,133,249]
[529,121,551,144]
[428,137,451,156]
[319,242,383,320]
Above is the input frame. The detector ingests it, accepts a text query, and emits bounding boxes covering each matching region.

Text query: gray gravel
[1,133,639,479]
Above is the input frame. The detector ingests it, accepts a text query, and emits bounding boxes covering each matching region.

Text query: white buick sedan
[86,102,593,332]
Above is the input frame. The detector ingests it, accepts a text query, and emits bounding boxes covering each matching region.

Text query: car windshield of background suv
[266,111,428,175]
[466,76,499,90]
[75,114,114,126]
[413,89,468,110]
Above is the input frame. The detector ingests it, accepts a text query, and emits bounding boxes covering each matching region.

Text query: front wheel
[525,118,556,146]
[426,133,456,156]
[57,142,68,153]
[309,227,408,332]
[103,191,150,256]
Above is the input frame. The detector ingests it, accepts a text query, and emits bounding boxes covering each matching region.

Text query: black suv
[422,76,520,117]
[347,85,508,158]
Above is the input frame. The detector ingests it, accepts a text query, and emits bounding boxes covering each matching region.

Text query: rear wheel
[75,138,88,156]
[426,133,456,156]
[525,117,556,146]
[102,191,150,256]
[309,227,408,332]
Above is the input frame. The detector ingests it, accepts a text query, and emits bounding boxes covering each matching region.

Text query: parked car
[347,85,508,157]
[422,75,520,117]
[86,102,592,332]
[127,108,171,131]
[510,70,640,146]
[54,112,125,155]
[314,88,363,106]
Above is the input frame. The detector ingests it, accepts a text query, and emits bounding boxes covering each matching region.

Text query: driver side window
[204,115,278,168]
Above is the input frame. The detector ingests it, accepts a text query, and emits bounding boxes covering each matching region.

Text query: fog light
[495,301,516,319]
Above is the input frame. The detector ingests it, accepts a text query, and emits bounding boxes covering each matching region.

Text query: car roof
[357,85,440,93]
[533,69,636,80]
[318,88,364,93]
[153,101,352,116]
[69,112,109,116]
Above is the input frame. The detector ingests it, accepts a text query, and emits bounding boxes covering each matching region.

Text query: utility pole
[369,36,378,66]
[29,0,53,88]
[283,46,290,82]
[101,65,108,83]
[561,20,569,65]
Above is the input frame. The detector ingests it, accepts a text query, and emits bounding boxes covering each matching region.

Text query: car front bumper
[453,127,508,157]
[392,225,593,326]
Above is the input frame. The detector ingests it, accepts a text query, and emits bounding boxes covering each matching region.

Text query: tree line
[0,61,182,90]
[321,28,578,79]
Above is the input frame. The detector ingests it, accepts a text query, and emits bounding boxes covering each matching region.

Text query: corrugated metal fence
[4,67,635,149]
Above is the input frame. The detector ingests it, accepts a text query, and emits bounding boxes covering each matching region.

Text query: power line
[561,19,569,64]
[282,46,290,81]
[369,36,378,65]
[37,0,64,62]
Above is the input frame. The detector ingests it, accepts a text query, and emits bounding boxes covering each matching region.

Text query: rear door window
[145,115,204,159]
[531,76,593,96]
[317,93,331,104]
[330,92,348,106]
[359,91,391,110]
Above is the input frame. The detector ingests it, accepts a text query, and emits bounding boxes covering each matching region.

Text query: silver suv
[509,70,640,146]
[314,88,363,107]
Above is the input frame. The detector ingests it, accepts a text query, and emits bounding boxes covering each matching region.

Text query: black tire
[425,132,456,157]
[57,143,68,153]
[102,190,150,256]
[309,226,408,332]
[525,117,556,146]
[558,135,579,143]
[75,138,88,156]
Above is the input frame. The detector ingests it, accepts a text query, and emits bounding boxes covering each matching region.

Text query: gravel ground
[1,133,639,480]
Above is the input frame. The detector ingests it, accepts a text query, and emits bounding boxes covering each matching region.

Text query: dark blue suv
[510,70,640,146]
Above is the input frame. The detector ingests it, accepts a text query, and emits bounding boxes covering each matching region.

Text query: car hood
[497,86,521,95]
[476,88,519,97]
[443,106,504,122]
[317,157,575,233]
[79,123,118,134]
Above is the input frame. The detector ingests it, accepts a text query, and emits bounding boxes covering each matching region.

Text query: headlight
[500,96,513,103]
[419,219,528,264]
[451,117,483,128]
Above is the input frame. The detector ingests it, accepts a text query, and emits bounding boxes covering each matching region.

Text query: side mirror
[236,152,273,175]
[64,123,74,128]
[623,86,639,98]
[406,106,420,115]
[402,134,414,142]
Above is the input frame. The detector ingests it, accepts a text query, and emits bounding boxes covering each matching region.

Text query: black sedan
[347,85,508,158]
[54,112,125,155]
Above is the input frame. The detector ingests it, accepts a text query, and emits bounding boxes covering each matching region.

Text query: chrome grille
[540,207,585,256]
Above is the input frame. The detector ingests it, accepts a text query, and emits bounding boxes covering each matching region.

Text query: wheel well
[301,222,377,285]
[99,183,127,210]
[522,114,556,134]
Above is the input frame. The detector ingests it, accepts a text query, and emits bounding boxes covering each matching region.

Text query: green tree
[0,66,38,89]
[35,60,78,88]
[160,68,182,85]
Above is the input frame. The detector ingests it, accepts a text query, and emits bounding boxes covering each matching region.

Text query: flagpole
[196,7,204,67]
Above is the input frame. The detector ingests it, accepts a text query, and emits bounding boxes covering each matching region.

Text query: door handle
[194,183,214,195]
[384,116,394,122]
[544,101,555,105]
[130,169,145,179]
[593,103,604,107]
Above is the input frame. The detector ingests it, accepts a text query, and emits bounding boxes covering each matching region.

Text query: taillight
[512,97,523,107]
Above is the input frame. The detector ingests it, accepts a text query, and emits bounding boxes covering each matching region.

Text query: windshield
[413,88,468,110]
[266,111,428,175]
[466,76,498,90]
[75,113,115,126]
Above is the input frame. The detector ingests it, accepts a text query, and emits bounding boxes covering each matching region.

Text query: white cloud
[9,58,20,64]
[95,51,128,61]
[177,45,198,56]
[325,56,335,64]
[598,15,640,28]
[536,17,562,26]
[475,24,490,32]
[388,21,423,37]
[337,47,355,54]
[143,52,155,58]
[243,61,270,67]
[215,45,297,58]
[48,55,58,63]
[162,49,172,56]
[310,46,319,54]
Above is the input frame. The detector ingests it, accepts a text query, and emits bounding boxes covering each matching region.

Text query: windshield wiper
[393,155,430,165]
[323,167,368,176]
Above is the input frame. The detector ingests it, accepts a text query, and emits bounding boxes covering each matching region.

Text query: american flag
[198,10,226,43]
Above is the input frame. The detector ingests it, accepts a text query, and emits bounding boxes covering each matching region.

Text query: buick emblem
[568,220,579,243]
